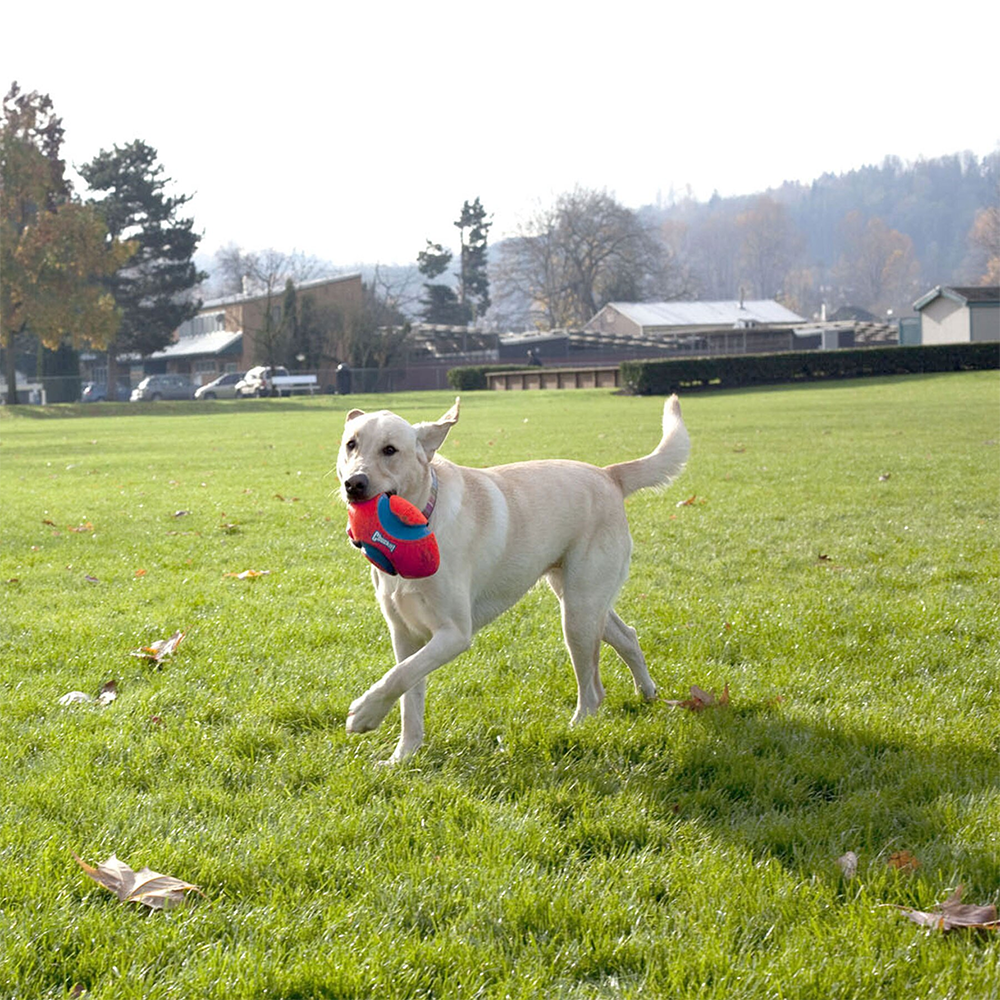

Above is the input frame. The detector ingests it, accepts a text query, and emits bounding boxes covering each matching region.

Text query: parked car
[130,373,196,402]
[194,371,245,400]
[234,365,289,398]
[81,382,130,403]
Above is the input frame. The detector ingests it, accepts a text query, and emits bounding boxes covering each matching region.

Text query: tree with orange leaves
[0,83,133,403]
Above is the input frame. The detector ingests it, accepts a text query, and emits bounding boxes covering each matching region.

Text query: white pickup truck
[235,366,319,398]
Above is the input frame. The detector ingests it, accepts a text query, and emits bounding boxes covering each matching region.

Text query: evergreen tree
[454,197,492,318]
[417,240,471,324]
[79,140,205,381]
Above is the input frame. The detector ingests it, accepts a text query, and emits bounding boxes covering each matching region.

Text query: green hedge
[446,365,528,391]
[620,342,1000,395]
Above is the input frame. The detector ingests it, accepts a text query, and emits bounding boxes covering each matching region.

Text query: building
[913,285,1000,344]
[579,298,806,355]
[144,272,365,386]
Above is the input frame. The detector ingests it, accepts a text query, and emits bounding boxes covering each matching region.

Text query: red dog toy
[346,493,440,578]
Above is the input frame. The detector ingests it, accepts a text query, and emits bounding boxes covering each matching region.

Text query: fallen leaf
[58,691,94,706]
[676,495,698,507]
[173,510,190,518]
[97,680,118,706]
[664,683,730,712]
[887,849,921,872]
[879,472,891,481]
[84,574,100,584]
[68,522,95,533]
[223,569,271,580]
[131,629,185,663]
[42,518,56,526]
[134,568,147,577]
[889,886,1000,932]
[73,853,203,910]
[837,851,859,879]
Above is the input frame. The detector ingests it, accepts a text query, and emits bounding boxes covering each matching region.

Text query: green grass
[1,373,998,999]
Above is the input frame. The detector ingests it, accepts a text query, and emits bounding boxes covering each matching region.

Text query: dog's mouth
[342,485,396,504]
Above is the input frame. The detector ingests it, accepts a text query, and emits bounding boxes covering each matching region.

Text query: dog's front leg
[346,622,471,739]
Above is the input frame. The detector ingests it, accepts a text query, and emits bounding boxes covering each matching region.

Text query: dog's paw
[345,688,392,734]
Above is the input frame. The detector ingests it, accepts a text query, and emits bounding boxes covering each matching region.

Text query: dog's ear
[415,397,460,459]
[346,408,365,422]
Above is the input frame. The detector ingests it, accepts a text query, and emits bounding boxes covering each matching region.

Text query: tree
[454,197,492,318]
[833,211,920,315]
[417,199,492,325]
[339,269,410,371]
[966,204,1000,285]
[280,278,329,370]
[78,140,205,388]
[495,188,676,329]
[214,247,323,371]
[735,196,801,299]
[1,83,133,403]
[417,240,470,325]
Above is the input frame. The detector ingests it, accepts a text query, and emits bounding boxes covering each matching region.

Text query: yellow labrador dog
[338,396,690,762]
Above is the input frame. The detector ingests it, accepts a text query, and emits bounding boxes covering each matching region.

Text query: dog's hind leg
[548,568,610,725]
[603,610,657,701]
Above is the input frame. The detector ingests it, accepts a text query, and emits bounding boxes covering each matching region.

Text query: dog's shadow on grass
[434,702,999,886]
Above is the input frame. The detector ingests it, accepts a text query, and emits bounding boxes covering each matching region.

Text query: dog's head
[337,398,460,505]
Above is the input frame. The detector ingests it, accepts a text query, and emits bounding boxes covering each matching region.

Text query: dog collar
[422,468,439,521]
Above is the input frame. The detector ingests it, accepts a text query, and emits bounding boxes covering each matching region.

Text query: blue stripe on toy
[376,495,431,541]
[362,542,397,575]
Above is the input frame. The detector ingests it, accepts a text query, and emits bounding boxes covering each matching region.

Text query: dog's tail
[605,395,690,498]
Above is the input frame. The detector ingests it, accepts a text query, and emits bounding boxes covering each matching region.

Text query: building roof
[913,285,1000,310]
[600,299,805,328]
[150,329,243,360]
[199,272,363,311]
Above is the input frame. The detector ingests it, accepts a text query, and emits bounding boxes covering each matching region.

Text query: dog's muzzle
[343,473,370,502]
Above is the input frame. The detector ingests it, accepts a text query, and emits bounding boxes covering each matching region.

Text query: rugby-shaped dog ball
[346,493,440,578]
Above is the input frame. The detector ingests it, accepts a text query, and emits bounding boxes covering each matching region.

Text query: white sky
[6,0,998,267]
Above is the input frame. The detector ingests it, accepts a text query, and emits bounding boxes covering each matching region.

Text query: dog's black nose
[344,473,370,500]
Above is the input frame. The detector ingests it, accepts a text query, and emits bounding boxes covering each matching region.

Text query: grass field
[1,373,998,999]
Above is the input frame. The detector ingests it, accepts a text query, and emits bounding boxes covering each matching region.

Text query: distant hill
[640,151,999,316]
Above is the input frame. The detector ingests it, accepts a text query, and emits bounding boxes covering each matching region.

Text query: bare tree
[736,196,802,299]
[833,212,920,315]
[494,188,681,330]
[337,267,411,370]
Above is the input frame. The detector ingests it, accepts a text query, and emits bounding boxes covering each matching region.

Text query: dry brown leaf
[887,849,921,873]
[223,569,271,580]
[73,853,203,910]
[97,680,117,706]
[889,886,1000,932]
[68,522,94,533]
[131,629,185,663]
[675,495,698,507]
[665,683,730,712]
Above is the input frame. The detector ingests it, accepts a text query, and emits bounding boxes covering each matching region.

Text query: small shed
[913,286,999,344]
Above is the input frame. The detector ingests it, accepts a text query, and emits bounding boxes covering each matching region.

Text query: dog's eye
[345,439,357,452]
[382,445,397,457]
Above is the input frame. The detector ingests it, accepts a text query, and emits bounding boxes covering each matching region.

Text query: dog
[337,395,690,763]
